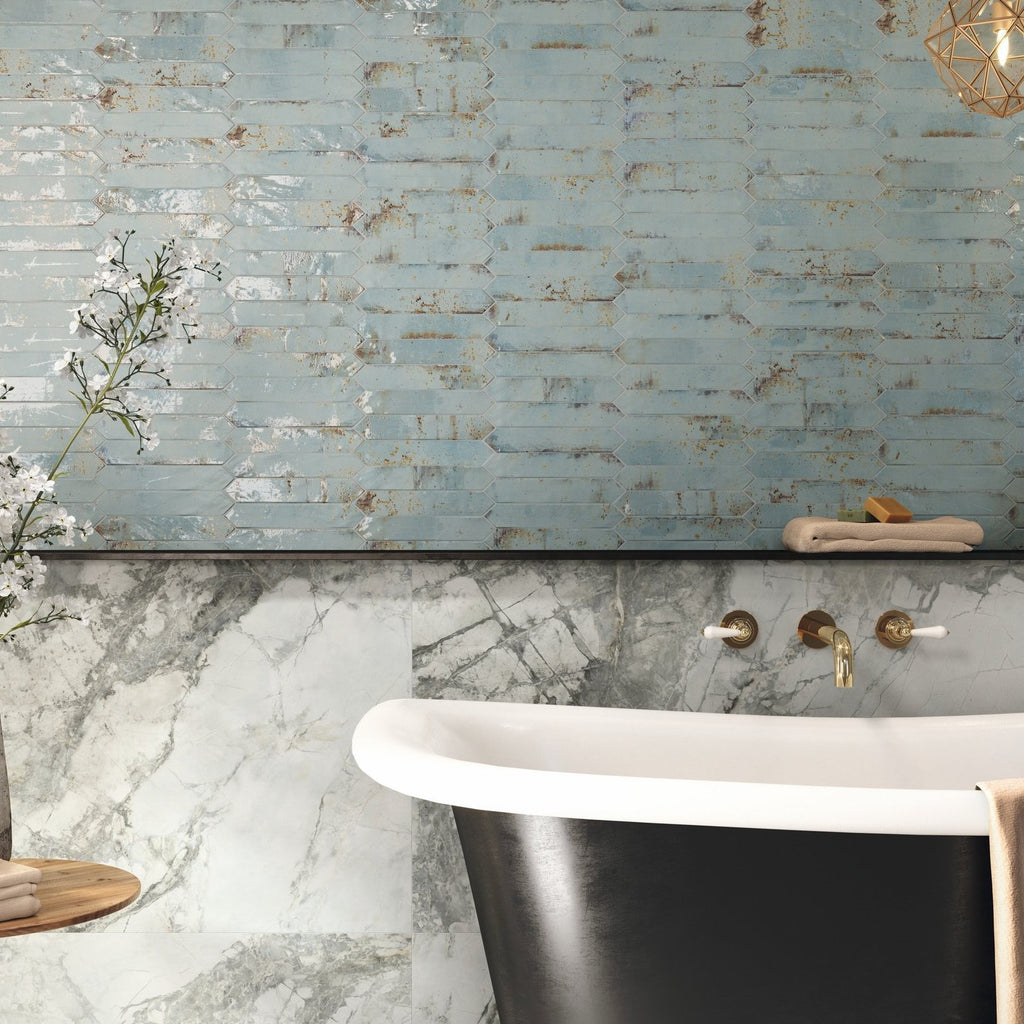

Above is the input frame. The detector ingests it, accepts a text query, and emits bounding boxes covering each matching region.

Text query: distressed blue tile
[487,426,622,452]
[616,517,752,545]
[616,439,751,467]
[487,502,620,529]
[356,10,493,39]
[358,514,494,543]
[621,490,752,518]
[486,351,621,379]
[879,415,1011,441]
[615,389,753,417]
[875,389,1012,417]
[878,337,1012,364]
[355,388,493,416]
[744,275,878,303]
[878,439,1010,466]
[486,451,622,479]
[747,98,880,129]
[745,70,880,103]
[872,466,1014,492]
[616,463,753,491]
[877,364,1012,391]
[746,148,882,175]
[2,0,1024,550]
[744,251,881,277]
[357,464,492,491]
[747,125,882,152]
[746,428,882,454]
[485,377,622,404]
[877,312,1014,339]
[875,237,1012,264]
[352,489,494,517]
[357,439,493,467]
[877,160,1014,190]
[489,477,620,503]
[745,175,881,202]
[745,450,883,481]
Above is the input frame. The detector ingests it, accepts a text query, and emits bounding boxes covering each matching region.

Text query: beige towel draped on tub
[978,779,1024,1024]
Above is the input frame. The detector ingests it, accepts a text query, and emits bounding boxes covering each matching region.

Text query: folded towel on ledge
[0,893,40,923]
[0,861,43,922]
[782,515,984,553]
[978,779,1024,1024]
[0,882,37,901]
[0,859,42,890]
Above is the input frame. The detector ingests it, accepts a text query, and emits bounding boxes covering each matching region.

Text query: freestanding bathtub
[352,698,1024,1024]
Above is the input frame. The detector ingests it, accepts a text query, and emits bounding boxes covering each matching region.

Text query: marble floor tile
[411,932,494,1024]
[0,932,411,1024]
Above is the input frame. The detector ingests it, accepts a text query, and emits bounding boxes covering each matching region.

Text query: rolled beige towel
[978,779,1024,1024]
[782,515,983,553]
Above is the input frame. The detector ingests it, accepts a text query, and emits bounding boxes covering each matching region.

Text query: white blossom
[54,350,76,375]
[95,235,120,265]
[68,306,91,338]
[95,264,133,292]
[1,230,219,641]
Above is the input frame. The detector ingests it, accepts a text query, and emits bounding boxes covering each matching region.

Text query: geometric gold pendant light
[924,0,1024,116]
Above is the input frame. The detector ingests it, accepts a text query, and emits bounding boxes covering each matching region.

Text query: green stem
[48,277,161,482]
[0,602,73,643]
[3,272,163,563]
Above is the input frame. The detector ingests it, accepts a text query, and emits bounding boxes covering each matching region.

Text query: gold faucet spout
[797,611,855,688]
[817,625,854,688]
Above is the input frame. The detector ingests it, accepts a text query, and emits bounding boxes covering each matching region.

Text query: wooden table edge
[0,858,141,937]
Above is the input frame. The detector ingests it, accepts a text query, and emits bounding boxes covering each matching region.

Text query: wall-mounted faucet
[797,610,854,688]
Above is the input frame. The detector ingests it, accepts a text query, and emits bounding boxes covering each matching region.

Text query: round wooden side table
[0,859,141,937]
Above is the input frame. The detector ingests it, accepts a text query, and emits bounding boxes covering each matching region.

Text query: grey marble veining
[0,933,411,1024]
[1,558,413,1022]
[3,555,1024,1021]
[412,560,621,705]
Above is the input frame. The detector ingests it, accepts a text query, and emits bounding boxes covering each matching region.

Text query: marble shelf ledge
[34,548,1022,562]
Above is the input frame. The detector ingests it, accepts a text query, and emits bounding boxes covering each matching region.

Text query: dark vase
[0,714,10,860]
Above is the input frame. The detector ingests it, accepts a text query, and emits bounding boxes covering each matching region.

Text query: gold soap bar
[863,496,912,523]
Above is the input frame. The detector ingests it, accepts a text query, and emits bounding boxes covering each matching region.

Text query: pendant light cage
[925,0,1024,117]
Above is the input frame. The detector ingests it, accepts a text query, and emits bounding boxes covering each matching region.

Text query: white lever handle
[909,625,949,639]
[703,625,745,640]
[876,610,948,648]
[702,611,758,648]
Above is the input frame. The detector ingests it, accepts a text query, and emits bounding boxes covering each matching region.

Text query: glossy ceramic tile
[0,0,1021,551]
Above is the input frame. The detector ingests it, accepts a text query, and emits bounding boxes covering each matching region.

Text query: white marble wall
[2,556,1023,1022]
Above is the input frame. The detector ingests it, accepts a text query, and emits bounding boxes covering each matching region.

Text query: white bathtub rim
[351,699,1004,837]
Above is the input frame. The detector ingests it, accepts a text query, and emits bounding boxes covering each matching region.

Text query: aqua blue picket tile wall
[0,0,1022,550]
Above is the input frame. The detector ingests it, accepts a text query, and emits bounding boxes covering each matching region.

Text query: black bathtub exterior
[453,808,996,1024]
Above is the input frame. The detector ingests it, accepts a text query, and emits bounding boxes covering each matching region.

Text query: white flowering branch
[0,231,220,642]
